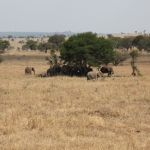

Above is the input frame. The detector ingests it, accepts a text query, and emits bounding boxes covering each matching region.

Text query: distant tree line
[2,33,150,52]
[21,33,150,53]
[107,34,150,52]
[21,34,65,52]
[1,32,150,68]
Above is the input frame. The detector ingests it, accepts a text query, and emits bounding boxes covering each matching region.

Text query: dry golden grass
[0,49,150,150]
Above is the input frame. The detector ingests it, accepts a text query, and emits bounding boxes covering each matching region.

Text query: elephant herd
[25,66,114,80]
[47,65,93,77]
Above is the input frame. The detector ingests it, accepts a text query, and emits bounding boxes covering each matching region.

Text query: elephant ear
[32,68,35,71]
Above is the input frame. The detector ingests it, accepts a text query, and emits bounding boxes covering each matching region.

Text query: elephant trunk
[32,68,35,75]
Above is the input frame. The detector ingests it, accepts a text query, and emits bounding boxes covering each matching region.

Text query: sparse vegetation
[7,46,15,50]
[18,40,25,44]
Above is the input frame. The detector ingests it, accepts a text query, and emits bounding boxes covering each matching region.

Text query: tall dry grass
[0,50,150,150]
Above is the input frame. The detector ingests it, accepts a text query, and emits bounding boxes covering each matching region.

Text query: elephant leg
[108,72,111,77]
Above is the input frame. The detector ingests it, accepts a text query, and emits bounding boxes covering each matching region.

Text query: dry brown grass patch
[0,50,150,149]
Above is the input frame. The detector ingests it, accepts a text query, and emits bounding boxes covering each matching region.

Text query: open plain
[0,42,150,149]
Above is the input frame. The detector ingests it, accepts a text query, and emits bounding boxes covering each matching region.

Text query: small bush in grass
[130,50,142,76]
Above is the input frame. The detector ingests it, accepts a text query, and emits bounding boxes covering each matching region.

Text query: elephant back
[100,67,108,73]
[100,66,114,76]
[25,67,31,74]
[87,71,98,80]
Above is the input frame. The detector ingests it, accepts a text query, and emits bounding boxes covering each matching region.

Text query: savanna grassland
[0,47,150,150]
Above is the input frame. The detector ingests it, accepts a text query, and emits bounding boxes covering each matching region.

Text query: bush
[7,46,15,50]
[26,40,37,50]
[114,50,130,66]
[22,44,29,50]
[18,40,25,44]
[130,50,142,76]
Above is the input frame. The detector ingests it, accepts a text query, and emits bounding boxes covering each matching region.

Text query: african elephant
[87,71,102,80]
[84,66,93,76]
[100,66,114,77]
[25,67,35,75]
[47,67,56,77]
[47,67,53,77]
[40,71,47,77]
[70,66,81,77]
[47,65,62,77]
[61,65,71,76]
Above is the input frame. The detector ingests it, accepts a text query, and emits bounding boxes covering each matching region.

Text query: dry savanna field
[0,37,150,150]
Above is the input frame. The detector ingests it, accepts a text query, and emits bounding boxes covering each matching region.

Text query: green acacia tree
[60,32,115,67]
[107,35,122,49]
[120,36,134,51]
[132,35,147,51]
[37,42,51,53]
[48,34,65,50]
[26,40,37,50]
[130,50,141,76]
[0,40,10,52]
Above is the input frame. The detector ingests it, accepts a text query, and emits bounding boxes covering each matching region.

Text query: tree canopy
[113,50,129,66]
[132,35,150,51]
[48,34,66,50]
[37,42,51,52]
[107,35,122,49]
[26,40,37,50]
[120,36,134,50]
[0,40,10,51]
[60,32,115,67]
[130,50,141,76]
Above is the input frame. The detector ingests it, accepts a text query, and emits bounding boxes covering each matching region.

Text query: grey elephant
[87,71,102,80]
[100,66,114,77]
[47,67,56,77]
[47,65,61,77]
[25,67,35,75]
[40,71,47,77]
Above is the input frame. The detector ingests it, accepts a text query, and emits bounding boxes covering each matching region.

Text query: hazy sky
[0,0,150,34]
